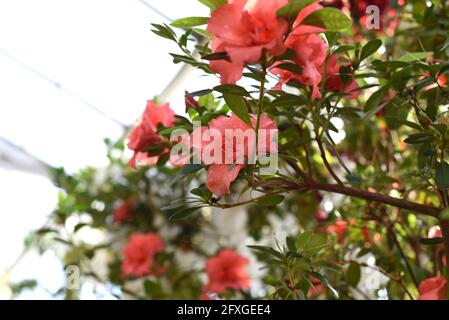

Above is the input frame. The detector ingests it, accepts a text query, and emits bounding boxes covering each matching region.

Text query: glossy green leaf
[198,0,227,10]
[347,262,361,287]
[169,207,202,221]
[302,8,352,32]
[420,237,443,245]
[360,39,382,61]
[214,84,250,96]
[256,195,285,206]
[223,94,252,126]
[399,52,433,62]
[436,161,449,190]
[276,0,316,20]
[170,17,209,28]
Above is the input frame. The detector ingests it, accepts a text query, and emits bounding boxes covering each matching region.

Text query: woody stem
[439,220,449,283]
[255,54,268,153]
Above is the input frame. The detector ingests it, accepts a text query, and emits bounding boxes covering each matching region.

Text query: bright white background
[0,0,213,299]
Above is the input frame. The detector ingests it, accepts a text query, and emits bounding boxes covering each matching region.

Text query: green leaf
[399,52,433,62]
[214,84,250,96]
[169,207,202,221]
[256,194,285,206]
[441,35,449,51]
[185,89,213,97]
[360,39,382,61]
[202,52,230,61]
[363,86,389,112]
[198,0,227,10]
[347,262,361,287]
[223,94,252,126]
[296,232,329,255]
[74,223,88,233]
[172,163,205,184]
[276,0,317,20]
[36,228,58,235]
[441,208,449,220]
[404,133,435,144]
[270,94,307,108]
[420,238,443,245]
[181,164,205,175]
[161,199,185,211]
[436,161,449,190]
[170,17,209,28]
[151,23,177,42]
[333,45,356,54]
[247,245,284,260]
[273,62,302,74]
[302,8,352,32]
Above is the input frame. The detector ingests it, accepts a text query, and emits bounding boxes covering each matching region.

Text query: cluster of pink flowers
[121,233,165,278]
[207,0,359,100]
[192,113,277,196]
[120,237,251,299]
[202,249,251,298]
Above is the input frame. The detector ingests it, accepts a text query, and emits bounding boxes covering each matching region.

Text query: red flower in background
[418,277,448,300]
[207,0,289,84]
[204,249,251,294]
[121,233,164,278]
[127,100,176,169]
[326,219,349,243]
[113,198,134,223]
[325,54,360,99]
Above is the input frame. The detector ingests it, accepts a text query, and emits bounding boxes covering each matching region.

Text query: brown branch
[308,182,440,218]
[316,138,343,185]
[439,220,449,283]
[389,225,420,290]
[280,158,440,218]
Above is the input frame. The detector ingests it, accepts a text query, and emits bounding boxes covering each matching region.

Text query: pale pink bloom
[270,2,328,99]
[418,277,447,300]
[127,100,176,169]
[207,0,289,84]
[121,233,164,278]
[428,226,443,239]
[209,39,244,85]
[191,113,277,196]
[204,249,251,294]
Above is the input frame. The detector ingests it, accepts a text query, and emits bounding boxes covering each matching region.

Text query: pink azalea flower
[204,249,251,294]
[207,0,290,84]
[121,233,165,278]
[270,2,328,99]
[418,277,448,300]
[191,113,277,196]
[127,100,176,169]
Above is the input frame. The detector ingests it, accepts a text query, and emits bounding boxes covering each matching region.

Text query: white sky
[0,0,214,299]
